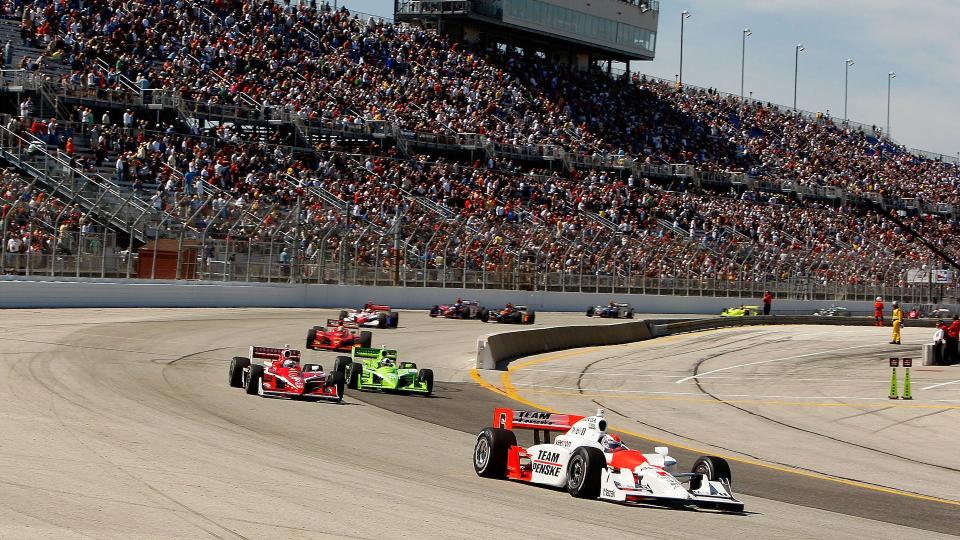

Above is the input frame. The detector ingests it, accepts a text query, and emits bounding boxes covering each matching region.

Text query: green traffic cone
[888,367,899,400]
[902,368,912,400]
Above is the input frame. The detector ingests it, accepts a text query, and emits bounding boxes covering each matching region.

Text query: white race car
[473,408,744,512]
[337,303,399,329]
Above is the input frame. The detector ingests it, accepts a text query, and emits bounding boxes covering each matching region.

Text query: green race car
[720,305,762,317]
[338,347,434,396]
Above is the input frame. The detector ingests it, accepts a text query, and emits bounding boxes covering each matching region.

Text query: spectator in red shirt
[874,297,884,327]
[762,291,773,316]
[946,316,960,365]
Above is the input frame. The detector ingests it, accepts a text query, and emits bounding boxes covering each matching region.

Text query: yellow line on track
[470,330,960,508]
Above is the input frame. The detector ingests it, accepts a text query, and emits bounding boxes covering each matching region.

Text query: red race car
[228,345,345,403]
[305,319,372,352]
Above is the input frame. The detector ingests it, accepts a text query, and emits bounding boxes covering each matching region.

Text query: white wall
[0,276,880,314]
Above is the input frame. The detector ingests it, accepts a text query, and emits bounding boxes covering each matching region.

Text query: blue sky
[337,0,960,158]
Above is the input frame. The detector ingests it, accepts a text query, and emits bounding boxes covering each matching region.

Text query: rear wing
[366,303,391,312]
[326,318,358,328]
[250,346,300,360]
[493,408,584,432]
[352,347,398,360]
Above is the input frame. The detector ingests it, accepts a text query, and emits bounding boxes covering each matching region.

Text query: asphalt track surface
[0,308,956,538]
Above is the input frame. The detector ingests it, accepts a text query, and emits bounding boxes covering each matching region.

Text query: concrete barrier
[476,320,653,369]
[477,315,942,370]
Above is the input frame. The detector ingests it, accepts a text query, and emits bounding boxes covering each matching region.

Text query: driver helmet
[876,297,882,302]
[506,302,513,308]
[601,434,623,452]
[380,358,394,367]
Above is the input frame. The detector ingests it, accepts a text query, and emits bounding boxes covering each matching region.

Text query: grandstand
[0,0,956,302]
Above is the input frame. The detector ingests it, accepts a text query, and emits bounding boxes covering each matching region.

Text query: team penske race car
[343,346,433,396]
[473,408,744,512]
[228,346,345,403]
[586,302,635,318]
[484,304,536,324]
[338,302,399,328]
[429,299,489,320]
[305,319,372,352]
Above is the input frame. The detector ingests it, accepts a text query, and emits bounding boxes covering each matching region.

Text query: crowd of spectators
[0,0,957,287]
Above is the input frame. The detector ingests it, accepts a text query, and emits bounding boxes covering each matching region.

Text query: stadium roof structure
[395,0,659,67]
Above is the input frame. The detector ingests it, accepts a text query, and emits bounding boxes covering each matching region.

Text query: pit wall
[0,276,882,313]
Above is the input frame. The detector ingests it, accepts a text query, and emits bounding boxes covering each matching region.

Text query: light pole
[886,71,896,137]
[740,28,752,101]
[679,10,691,87]
[793,44,804,110]
[843,58,854,122]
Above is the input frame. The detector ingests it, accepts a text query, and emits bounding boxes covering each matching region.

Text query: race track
[0,309,956,538]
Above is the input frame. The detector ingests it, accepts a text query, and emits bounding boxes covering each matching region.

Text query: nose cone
[639,468,690,500]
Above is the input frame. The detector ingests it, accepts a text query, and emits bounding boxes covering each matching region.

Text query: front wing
[598,469,744,512]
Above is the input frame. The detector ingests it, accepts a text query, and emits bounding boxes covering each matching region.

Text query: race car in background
[228,345,345,403]
[485,304,536,324]
[586,302,635,318]
[473,408,744,512]
[812,306,851,317]
[429,299,489,320]
[338,302,399,328]
[719,305,762,317]
[305,319,372,352]
[343,346,434,396]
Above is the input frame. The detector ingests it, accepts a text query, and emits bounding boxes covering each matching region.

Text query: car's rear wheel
[326,371,345,403]
[388,311,399,328]
[417,368,434,397]
[626,308,634,319]
[245,364,264,395]
[377,312,388,329]
[229,357,250,387]
[338,310,348,321]
[360,330,372,348]
[348,362,363,389]
[511,311,522,324]
[566,447,604,499]
[305,328,317,350]
[586,307,595,316]
[334,356,352,377]
[478,307,489,321]
[525,309,536,324]
[474,427,516,478]
[692,456,732,485]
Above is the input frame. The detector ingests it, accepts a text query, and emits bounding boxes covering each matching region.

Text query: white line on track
[515,368,913,385]
[674,343,881,384]
[921,379,960,391]
[510,382,960,403]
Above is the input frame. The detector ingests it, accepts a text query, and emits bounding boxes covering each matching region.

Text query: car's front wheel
[417,368,434,397]
[245,364,264,396]
[692,456,732,485]
[566,447,604,498]
[229,357,250,388]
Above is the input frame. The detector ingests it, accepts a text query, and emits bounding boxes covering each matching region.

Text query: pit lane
[0,309,955,538]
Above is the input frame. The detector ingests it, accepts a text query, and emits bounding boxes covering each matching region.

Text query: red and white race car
[473,408,744,512]
[306,320,372,352]
[338,303,399,329]
[228,345,346,403]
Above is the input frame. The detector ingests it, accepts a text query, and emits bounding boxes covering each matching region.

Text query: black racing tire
[692,456,732,486]
[586,306,595,316]
[306,328,317,350]
[388,311,399,328]
[360,330,372,348]
[334,356,352,377]
[417,368,434,397]
[338,310,348,321]
[627,308,634,319]
[478,307,489,321]
[229,357,250,387]
[429,305,440,316]
[377,312,388,329]
[348,362,363,389]
[245,364,264,395]
[326,371,345,403]
[526,309,536,324]
[511,311,522,324]
[566,447,605,499]
[474,427,516,478]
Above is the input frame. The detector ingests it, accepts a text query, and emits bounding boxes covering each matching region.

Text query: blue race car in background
[586,303,634,318]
